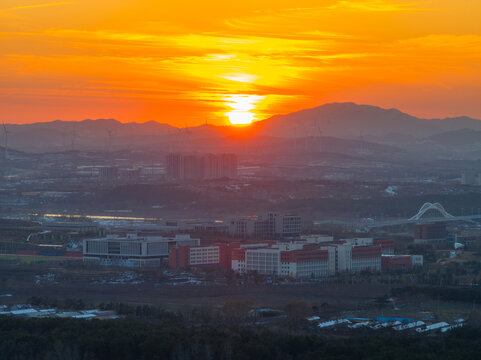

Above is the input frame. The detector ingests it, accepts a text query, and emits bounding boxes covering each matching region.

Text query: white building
[232,240,337,279]
[83,233,200,267]
[189,245,220,266]
[331,244,352,272]
[342,237,373,246]
[411,254,424,267]
[280,247,336,278]
[230,237,384,278]
[350,245,382,273]
[245,248,281,275]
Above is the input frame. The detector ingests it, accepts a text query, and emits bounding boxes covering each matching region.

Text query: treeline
[28,296,88,310]
[391,286,481,303]
[25,297,313,325]
[27,297,182,321]
[0,317,480,360]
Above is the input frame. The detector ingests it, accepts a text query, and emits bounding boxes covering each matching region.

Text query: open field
[0,261,391,312]
[2,280,390,312]
[0,260,474,323]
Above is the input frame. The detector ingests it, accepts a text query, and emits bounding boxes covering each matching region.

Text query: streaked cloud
[4,2,73,11]
[0,0,480,124]
[328,0,428,12]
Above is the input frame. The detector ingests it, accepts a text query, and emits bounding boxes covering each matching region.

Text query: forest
[0,316,480,360]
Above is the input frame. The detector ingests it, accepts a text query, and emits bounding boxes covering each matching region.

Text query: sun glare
[224,94,265,125]
[226,111,255,125]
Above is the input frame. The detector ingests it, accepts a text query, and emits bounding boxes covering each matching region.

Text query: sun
[226,111,255,125]
[224,94,264,125]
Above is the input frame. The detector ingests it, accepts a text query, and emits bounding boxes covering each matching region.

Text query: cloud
[43,28,167,43]
[1,0,480,123]
[328,0,428,12]
[224,7,360,42]
[397,34,481,53]
[4,2,73,11]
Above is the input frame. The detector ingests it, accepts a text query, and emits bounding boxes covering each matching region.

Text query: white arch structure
[409,202,455,221]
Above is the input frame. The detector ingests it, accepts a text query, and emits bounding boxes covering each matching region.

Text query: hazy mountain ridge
[255,102,481,139]
[428,128,481,144]
[4,118,178,152]
[2,103,480,156]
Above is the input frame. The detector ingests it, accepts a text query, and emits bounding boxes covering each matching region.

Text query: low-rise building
[170,235,420,279]
[280,248,336,278]
[351,246,382,273]
[414,222,447,246]
[169,242,240,270]
[373,239,395,255]
[229,212,301,239]
[381,254,424,272]
[381,255,412,272]
[411,254,424,267]
[83,233,199,267]
[230,236,386,278]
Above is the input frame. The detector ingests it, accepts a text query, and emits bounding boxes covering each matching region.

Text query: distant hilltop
[254,102,481,139]
[1,102,480,154]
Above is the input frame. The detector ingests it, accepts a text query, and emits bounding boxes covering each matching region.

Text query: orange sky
[1,0,480,126]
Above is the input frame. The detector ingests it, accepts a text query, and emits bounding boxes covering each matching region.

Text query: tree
[284,300,312,330]
[467,310,481,329]
[223,299,253,325]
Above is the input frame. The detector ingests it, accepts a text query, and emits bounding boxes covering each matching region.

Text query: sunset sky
[1,0,480,126]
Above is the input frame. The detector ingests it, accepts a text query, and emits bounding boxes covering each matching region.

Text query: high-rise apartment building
[98,166,118,182]
[166,153,238,180]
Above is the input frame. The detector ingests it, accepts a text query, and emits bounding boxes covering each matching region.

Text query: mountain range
[2,103,481,157]
[255,102,481,138]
